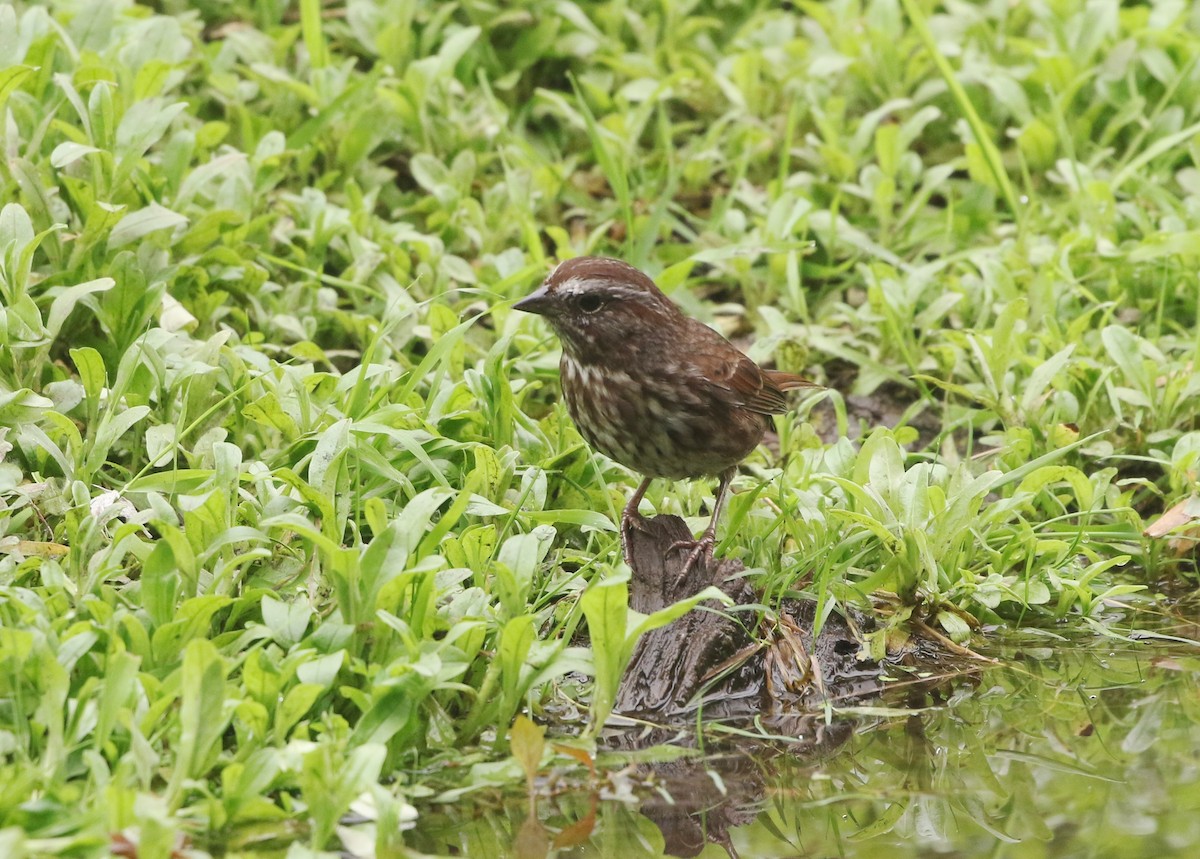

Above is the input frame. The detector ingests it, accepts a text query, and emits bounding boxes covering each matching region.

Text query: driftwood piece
[614,513,898,719]
[613,513,979,722]
[615,513,758,716]
[609,514,986,857]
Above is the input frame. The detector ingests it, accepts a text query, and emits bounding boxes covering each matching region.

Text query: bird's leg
[620,476,654,566]
[668,468,735,582]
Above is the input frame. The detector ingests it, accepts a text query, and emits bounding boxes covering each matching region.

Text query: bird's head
[513,256,680,357]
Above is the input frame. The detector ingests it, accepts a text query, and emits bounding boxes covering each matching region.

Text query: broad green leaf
[274,682,324,739]
[168,639,229,805]
[142,540,179,627]
[45,278,115,338]
[0,202,34,252]
[262,595,312,648]
[497,614,536,705]
[580,577,629,731]
[88,405,152,473]
[115,99,187,160]
[50,141,101,168]
[0,65,35,115]
[108,203,188,249]
[308,418,350,496]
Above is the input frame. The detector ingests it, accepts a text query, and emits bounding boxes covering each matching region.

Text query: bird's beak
[513,283,552,316]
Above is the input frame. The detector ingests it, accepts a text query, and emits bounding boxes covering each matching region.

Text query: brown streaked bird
[514,256,819,574]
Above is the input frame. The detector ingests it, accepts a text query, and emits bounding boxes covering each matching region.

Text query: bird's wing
[711,353,821,415]
[679,319,821,415]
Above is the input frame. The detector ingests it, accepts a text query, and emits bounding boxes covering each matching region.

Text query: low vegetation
[1,0,1197,854]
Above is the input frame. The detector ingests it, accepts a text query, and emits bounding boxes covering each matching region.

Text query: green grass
[1,0,1198,854]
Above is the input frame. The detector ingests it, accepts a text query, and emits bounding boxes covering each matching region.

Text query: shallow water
[405,617,1200,858]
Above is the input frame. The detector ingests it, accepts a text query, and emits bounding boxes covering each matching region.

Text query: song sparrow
[515,256,818,574]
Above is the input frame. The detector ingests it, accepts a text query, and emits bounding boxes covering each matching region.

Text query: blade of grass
[899,0,1022,222]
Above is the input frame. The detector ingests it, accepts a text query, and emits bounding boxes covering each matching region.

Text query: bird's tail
[763,369,823,391]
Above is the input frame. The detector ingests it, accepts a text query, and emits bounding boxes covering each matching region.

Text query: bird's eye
[578,294,604,313]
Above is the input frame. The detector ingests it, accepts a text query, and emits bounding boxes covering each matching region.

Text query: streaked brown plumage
[515,256,819,572]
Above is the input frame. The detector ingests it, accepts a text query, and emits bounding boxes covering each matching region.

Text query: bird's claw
[667,535,716,584]
[621,512,652,535]
[620,512,652,566]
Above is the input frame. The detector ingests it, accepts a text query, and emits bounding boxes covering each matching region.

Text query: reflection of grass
[1,0,1198,852]
[756,636,1200,856]
[398,633,1200,857]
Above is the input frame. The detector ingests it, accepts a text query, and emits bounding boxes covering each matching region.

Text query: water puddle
[402,613,1200,858]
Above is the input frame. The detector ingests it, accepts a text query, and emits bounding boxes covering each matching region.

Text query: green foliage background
[1,0,1199,853]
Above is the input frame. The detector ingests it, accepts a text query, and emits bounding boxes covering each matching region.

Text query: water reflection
[407,624,1200,858]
